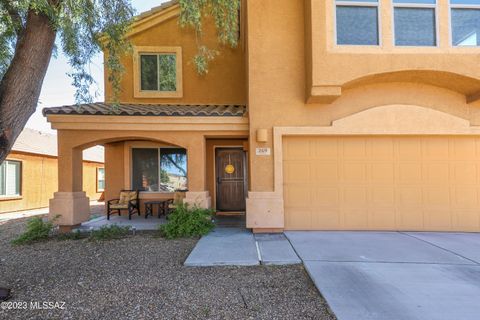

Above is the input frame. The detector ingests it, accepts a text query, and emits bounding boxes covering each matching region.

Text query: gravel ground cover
[0,218,335,320]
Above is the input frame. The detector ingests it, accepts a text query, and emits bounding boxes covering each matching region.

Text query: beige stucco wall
[246,0,480,230]
[104,5,246,105]
[0,152,103,214]
[306,0,480,102]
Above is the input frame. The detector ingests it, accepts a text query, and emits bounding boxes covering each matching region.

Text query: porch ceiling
[42,103,247,117]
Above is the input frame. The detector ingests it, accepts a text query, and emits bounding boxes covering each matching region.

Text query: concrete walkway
[184,228,301,267]
[0,201,104,223]
[286,231,480,320]
[79,214,164,231]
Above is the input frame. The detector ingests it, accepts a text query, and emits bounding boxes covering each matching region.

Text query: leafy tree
[0,0,134,163]
[160,169,170,184]
[0,0,241,164]
[179,0,240,75]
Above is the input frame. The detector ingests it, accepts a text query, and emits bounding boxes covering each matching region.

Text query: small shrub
[56,230,85,241]
[159,203,215,239]
[12,217,54,245]
[88,225,131,241]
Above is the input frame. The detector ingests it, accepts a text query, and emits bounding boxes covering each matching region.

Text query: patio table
[144,199,173,219]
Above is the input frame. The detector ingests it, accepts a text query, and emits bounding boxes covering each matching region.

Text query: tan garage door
[283,136,480,231]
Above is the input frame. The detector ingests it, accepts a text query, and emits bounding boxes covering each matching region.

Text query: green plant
[88,225,131,241]
[159,203,215,239]
[11,217,55,245]
[56,230,85,241]
[179,0,241,75]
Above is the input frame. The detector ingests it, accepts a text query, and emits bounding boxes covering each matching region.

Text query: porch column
[49,135,90,229]
[184,136,211,209]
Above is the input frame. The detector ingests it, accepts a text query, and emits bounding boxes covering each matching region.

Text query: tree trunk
[0,9,56,163]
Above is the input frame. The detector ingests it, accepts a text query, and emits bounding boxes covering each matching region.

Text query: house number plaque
[256,148,271,156]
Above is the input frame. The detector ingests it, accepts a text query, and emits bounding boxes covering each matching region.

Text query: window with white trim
[335,0,380,45]
[394,0,437,46]
[0,160,21,197]
[451,0,480,46]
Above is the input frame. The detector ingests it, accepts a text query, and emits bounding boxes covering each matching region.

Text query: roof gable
[12,128,104,163]
[128,0,180,38]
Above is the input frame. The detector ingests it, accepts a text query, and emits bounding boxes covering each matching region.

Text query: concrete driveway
[285,231,480,320]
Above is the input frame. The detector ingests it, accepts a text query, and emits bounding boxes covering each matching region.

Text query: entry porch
[42,104,249,230]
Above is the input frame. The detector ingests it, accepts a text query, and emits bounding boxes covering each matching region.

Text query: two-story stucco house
[43,0,480,232]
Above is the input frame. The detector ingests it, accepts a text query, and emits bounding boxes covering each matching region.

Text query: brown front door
[216,148,247,212]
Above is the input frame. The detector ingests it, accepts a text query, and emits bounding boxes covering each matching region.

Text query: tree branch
[162,154,187,176]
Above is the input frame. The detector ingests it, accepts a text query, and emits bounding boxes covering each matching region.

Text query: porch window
[0,160,21,197]
[393,0,437,46]
[97,168,105,192]
[335,0,379,45]
[140,53,177,92]
[131,148,187,193]
[451,0,480,46]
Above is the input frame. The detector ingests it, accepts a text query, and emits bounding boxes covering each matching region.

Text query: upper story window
[451,0,480,46]
[140,54,177,92]
[335,0,380,45]
[0,160,21,198]
[133,46,183,98]
[393,0,437,46]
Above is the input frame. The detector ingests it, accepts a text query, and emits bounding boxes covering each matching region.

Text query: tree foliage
[0,0,134,104]
[179,0,240,75]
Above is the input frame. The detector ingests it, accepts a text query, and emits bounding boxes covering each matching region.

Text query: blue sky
[27,0,166,133]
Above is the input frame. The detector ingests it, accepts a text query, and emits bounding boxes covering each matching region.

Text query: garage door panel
[343,138,368,159]
[423,187,451,207]
[396,187,423,206]
[343,187,368,206]
[343,162,367,182]
[454,211,480,230]
[370,137,395,159]
[284,207,312,230]
[284,161,311,184]
[451,163,478,184]
[312,138,339,159]
[452,138,477,160]
[451,187,478,208]
[424,210,452,230]
[368,208,396,230]
[371,163,395,182]
[423,138,450,160]
[397,139,422,160]
[312,187,340,206]
[344,209,369,229]
[397,163,422,183]
[283,137,311,160]
[284,185,311,205]
[312,162,339,182]
[283,136,480,231]
[397,208,425,230]
[424,163,450,183]
[311,208,341,229]
[371,187,395,205]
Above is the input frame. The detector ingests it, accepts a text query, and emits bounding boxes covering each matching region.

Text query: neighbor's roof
[42,103,247,117]
[135,0,179,21]
[12,128,104,163]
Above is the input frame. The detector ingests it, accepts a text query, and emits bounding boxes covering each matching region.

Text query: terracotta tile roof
[12,128,104,163]
[42,103,247,117]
